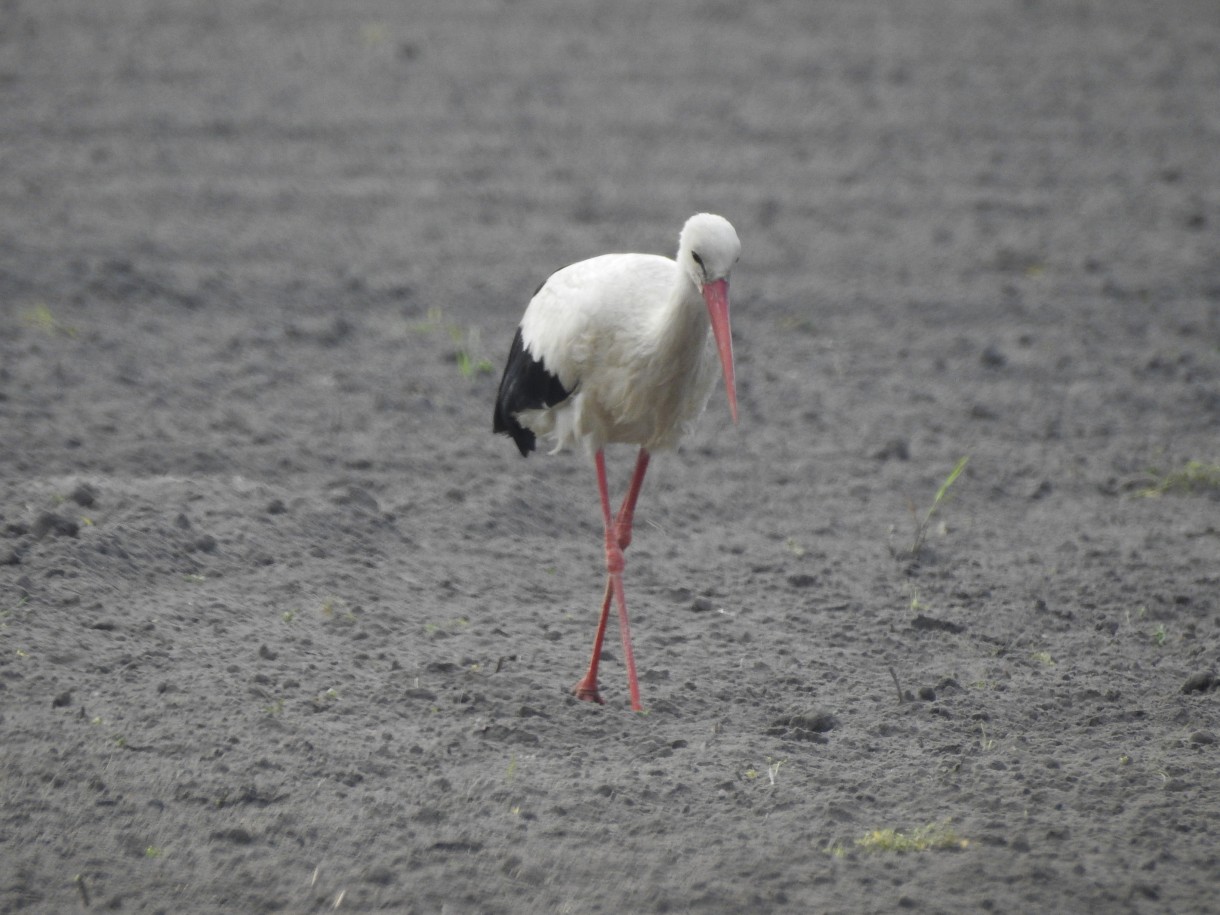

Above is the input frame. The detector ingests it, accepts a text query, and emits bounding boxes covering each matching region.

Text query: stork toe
[572,679,605,704]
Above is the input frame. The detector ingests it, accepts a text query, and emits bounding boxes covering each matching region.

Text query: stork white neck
[671,213,741,424]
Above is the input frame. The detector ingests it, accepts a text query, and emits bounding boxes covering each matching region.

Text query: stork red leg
[608,570,642,712]
[572,578,613,706]
[572,449,648,711]
[613,449,651,551]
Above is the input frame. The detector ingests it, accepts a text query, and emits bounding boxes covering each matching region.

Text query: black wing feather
[493,327,572,457]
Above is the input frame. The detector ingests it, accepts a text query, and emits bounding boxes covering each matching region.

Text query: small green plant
[1,595,26,620]
[454,342,495,379]
[413,307,495,378]
[744,757,788,787]
[424,616,470,637]
[144,845,163,859]
[765,757,787,786]
[1031,650,1055,666]
[778,313,817,335]
[855,820,968,852]
[311,688,340,709]
[74,875,91,908]
[1152,623,1168,646]
[978,725,996,752]
[20,303,78,337]
[907,455,970,557]
[320,598,357,624]
[1138,460,1220,497]
[361,22,390,45]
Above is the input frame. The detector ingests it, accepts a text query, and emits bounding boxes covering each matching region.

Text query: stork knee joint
[604,544,625,575]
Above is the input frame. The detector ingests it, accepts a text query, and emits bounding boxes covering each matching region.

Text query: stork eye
[691,251,704,268]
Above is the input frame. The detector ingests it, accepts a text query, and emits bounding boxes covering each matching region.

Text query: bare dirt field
[2,1,1219,912]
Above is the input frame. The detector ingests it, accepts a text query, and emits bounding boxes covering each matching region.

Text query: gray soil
[2,1,1219,912]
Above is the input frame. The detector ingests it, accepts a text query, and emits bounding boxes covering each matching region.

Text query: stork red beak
[701,278,738,424]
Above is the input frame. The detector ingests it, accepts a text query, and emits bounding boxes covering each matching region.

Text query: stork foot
[572,680,605,705]
[572,666,605,703]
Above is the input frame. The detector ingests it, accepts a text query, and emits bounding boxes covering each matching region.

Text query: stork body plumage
[493,213,741,711]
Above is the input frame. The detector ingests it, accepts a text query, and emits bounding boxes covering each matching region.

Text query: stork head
[678,213,741,424]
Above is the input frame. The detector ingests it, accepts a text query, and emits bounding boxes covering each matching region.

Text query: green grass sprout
[20,303,78,337]
[908,455,970,557]
[413,307,495,378]
[1137,460,1220,497]
[855,820,969,852]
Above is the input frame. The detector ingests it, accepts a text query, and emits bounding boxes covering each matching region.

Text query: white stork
[493,213,742,712]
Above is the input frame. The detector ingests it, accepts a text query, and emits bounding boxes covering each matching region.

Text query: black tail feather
[493,327,571,457]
